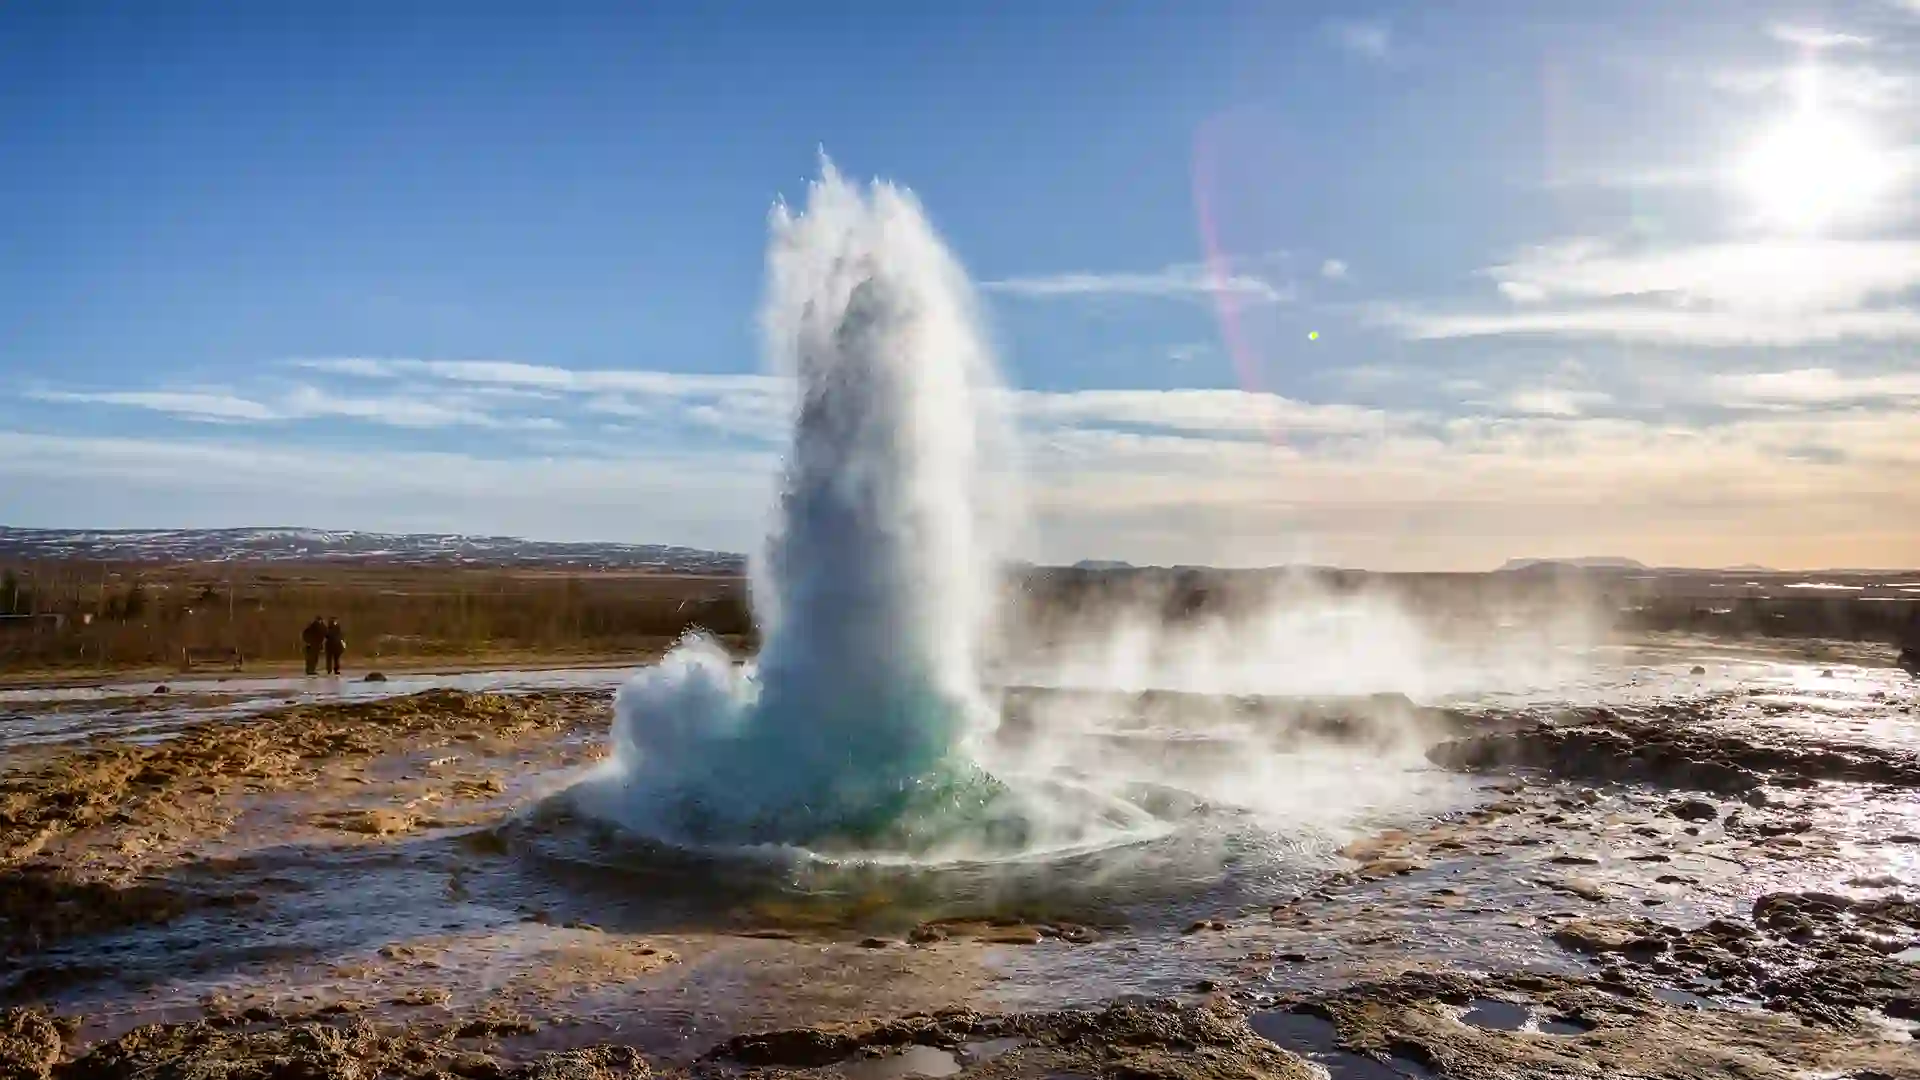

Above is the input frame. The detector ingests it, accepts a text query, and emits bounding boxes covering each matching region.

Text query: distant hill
[1496,556,1649,573]
[3,529,1901,579]
[0,526,745,573]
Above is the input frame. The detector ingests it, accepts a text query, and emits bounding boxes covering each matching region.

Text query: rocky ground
[1,669,1917,1080]
[1,689,608,958]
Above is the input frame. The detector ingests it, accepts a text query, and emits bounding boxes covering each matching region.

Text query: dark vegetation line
[2,561,1915,675]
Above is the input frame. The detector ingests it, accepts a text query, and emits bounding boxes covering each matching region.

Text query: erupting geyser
[570,162,1032,852]
[563,164,1484,866]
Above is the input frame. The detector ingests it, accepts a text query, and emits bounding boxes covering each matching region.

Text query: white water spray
[572,164,1018,850]
[566,164,1510,864]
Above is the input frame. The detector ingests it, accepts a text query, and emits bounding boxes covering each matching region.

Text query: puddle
[1651,987,1715,1010]
[1460,998,1593,1036]
[1460,999,1529,1032]
[959,1038,1026,1063]
[1249,1010,1435,1079]
[839,1046,962,1080]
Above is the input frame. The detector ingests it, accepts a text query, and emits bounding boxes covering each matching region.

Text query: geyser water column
[571,163,1011,851]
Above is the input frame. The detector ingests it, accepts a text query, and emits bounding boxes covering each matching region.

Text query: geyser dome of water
[568,163,1140,857]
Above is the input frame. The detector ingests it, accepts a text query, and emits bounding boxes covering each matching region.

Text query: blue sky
[4,0,1918,570]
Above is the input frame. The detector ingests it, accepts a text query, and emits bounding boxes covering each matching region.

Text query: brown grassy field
[0,561,753,681]
[2,558,1914,684]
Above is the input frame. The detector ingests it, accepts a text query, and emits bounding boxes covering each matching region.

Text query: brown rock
[1356,858,1426,879]
[513,1046,648,1080]
[1669,799,1718,822]
[0,1008,67,1080]
[1552,918,1670,957]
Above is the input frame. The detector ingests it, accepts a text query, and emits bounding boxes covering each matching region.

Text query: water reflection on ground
[3,642,1916,1062]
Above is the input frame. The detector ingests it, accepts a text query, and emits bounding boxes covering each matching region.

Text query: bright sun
[1735,107,1891,232]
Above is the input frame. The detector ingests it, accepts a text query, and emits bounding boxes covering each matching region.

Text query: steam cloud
[568,162,1600,864]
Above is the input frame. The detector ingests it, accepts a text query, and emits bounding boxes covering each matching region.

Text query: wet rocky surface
[1253,968,1918,1078]
[2,689,607,967]
[0,654,1916,1078]
[1429,695,1920,792]
[0,998,1323,1080]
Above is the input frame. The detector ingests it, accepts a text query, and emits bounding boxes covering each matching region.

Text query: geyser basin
[537,683,1472,938]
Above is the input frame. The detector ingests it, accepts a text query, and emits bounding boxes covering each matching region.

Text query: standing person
[301,616,326,676]
[324,617,346,676]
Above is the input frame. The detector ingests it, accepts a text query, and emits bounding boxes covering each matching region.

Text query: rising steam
[567,162,1586,864]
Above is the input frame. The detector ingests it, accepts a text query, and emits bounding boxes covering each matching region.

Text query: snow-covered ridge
[0,527,745,571]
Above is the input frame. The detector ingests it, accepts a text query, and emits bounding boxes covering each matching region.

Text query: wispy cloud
[282,386,560,430]
[981,262,1291,304]
[1767,23,1874,49]
[1383,238,1920,345]
[1486,238,1920,311]
[1707,63,1917,110]
[1712,367,1920,407]
[1018,388,1394,440]
[289,357,793,441]
[39,360,1412,448]
[296,356,393,379]
[1542,164,1722,193]
[26,390,281,423]
[28,384,560,430]
[1326,18,1391,61]
[1320,258,1350,281]
[290,357,781,397]
[1502,387,1614,418]
[1388,306,1920,346]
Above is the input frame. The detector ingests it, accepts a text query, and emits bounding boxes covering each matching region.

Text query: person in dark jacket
[301,616,326,676]
[324,618,346,676]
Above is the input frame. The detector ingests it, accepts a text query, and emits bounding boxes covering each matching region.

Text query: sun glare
[1735,107,1890,232]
